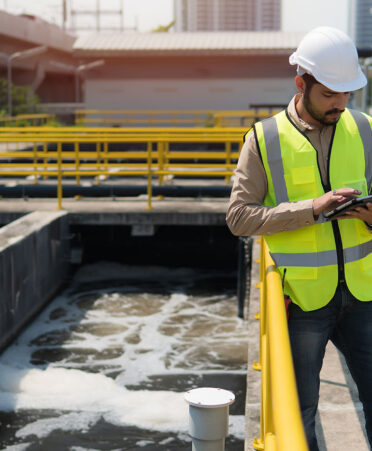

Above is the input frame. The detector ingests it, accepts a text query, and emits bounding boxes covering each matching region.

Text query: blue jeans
[288,284,372,451]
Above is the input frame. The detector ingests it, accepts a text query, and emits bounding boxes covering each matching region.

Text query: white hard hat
[289,26,367,92]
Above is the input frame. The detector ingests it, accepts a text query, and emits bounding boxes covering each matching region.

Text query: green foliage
[42,116,64,127]
[0,78,40,116]
[152,20,176,32]
[204,113,215,127]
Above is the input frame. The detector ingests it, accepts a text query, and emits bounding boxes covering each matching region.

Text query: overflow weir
[0,196,249,450]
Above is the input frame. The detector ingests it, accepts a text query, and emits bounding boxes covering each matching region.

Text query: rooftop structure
[73,30,303,57]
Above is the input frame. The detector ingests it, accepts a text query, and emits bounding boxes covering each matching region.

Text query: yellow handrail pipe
[254,239,308,451]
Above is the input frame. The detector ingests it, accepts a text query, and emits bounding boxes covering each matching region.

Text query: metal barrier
[0,127,245,210]
[74,109,277,127]
[0,114,55,127]
[214,110,281,128]
[75,109,215,127]
[253,238,308,451]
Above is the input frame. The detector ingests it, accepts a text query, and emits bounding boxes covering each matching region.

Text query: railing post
[96,141,101,184]
[224,141,232,184]
[164,141,170,182]
[104,141,109,180]
[43,142,48,180]
[185,387,235,451]
[33,142,38,184]
[158,141,164,186]
[146,141,153,210]
[75,141,80,185]
[57,141,63,210]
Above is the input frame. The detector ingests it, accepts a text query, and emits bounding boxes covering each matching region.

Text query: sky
[0,0,350,35]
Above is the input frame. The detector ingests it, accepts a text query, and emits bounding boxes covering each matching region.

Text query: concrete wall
[0,211,69,350]
[81,54,296,110]
[85,77,295,110]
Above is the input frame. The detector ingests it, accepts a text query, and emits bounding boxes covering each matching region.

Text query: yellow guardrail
[0,126,247,137]
[0,127,245,210]
[74,109,277,127]
[0,114,55,126]
[253,238,308,451]
[214,110,282,127]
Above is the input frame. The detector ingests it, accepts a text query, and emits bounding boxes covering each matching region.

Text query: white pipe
[184,387,235,451]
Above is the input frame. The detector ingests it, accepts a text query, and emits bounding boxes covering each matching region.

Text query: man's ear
[295,76,306,94]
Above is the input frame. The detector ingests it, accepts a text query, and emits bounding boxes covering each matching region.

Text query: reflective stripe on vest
[261,117,289,203]
[271,239,372,268]
[348,110,372,189]
[255,108,372,311]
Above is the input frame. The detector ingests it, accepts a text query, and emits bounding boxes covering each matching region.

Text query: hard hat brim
[289,50,367,93]
[316,67,367,93]
[315,68,368,92]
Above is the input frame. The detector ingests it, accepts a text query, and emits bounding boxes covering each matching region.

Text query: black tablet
[324,195,372,219]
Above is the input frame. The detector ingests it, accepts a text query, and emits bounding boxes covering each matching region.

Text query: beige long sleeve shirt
[226,94,335,236]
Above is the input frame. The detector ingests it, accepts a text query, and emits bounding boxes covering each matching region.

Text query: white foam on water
[136,440,155,447]
[0,262,248,444]
[0,364,188,433]
[3,445,31,451]
[158,437,176,445]
[16,412,101,439]
[70,448,121,451]
[229,415,246,440]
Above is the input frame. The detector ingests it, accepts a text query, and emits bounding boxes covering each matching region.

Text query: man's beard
[303,90,345,126]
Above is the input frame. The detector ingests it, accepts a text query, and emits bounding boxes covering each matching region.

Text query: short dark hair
[302,73,319,92]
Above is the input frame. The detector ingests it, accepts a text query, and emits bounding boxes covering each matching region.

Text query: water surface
[0,263,248,450]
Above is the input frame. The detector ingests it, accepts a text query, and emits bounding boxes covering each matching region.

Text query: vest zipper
[326,127,345,283]
[285,110,345,284]
[282,268,287,291]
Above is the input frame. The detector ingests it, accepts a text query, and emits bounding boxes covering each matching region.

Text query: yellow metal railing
[0,114,55,127]
[75,109,215,127]
[253,238,308,451]
[74,109,277,127]
[0,127,245,210]
[214,110,282,127]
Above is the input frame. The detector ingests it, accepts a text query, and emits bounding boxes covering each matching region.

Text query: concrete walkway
[245,239,369,451]
[0,196,229,226]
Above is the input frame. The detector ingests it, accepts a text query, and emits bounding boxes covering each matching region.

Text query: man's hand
[312,188,362,218]
[340,202,372,223]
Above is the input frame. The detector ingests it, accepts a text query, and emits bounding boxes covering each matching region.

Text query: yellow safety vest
[253,108,372,311]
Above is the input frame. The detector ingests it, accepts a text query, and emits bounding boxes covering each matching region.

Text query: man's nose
[333,94,349,110]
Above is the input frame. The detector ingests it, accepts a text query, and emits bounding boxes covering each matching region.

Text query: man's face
[303,82,350,126]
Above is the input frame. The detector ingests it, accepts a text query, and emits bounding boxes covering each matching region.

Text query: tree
[0,78,39,117]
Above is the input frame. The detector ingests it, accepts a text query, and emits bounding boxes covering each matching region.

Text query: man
[226,27,372,451]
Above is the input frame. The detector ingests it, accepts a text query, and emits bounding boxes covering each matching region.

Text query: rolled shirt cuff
[296,198,317,227]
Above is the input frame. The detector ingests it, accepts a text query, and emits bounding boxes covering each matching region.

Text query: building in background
[350,0,372,51]
[73,31,301,111]
[174,0,281,32]
[0,10,76,104]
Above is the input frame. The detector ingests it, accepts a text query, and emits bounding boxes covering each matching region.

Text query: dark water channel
[0,262,248,450]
